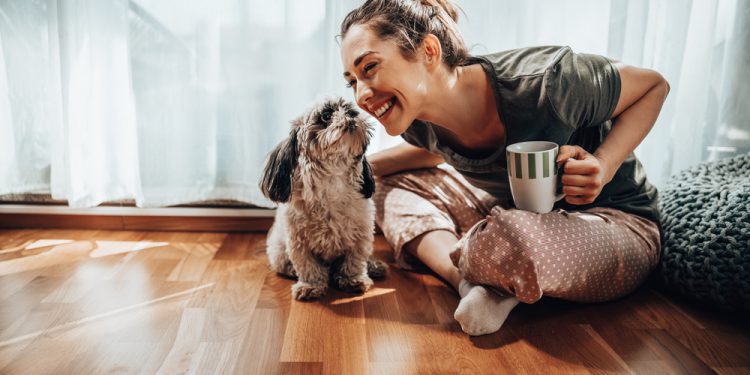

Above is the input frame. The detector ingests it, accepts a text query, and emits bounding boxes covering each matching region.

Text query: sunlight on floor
[89,241,169,258]
[329,287,396,305]
[24,239,75,250]
[0,239,171,276]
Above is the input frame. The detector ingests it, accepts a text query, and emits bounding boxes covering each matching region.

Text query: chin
[381,120,410,137]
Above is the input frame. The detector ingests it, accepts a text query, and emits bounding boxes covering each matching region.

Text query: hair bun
[419,0,459,22]
[341,0,468,69]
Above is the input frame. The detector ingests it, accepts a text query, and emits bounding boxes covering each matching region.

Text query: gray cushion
[659,153,750,311]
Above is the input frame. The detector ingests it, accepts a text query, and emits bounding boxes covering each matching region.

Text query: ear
[422,33,442,69]
[360,156,376,199]
[259,129,299,203]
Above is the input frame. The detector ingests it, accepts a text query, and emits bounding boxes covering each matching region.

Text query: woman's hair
[340,0,468,69]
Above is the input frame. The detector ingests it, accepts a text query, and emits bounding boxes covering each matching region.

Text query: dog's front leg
[289,245,329,300]
[333,250,373,294]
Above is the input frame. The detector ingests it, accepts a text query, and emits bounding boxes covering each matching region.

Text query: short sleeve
[545,48,621,129]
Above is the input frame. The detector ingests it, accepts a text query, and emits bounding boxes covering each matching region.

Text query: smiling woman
[337,0,671,336]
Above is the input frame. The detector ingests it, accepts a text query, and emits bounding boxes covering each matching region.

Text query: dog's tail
[367,258,388,279]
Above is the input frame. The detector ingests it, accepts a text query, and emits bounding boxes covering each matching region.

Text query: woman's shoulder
[468,45,572,80]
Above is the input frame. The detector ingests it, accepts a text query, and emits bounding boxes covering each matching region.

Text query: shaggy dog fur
[260,98,387,300]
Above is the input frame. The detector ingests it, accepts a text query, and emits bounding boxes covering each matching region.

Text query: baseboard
[0,205,276,232]
[0,213,274,232]
[0,205,383,234]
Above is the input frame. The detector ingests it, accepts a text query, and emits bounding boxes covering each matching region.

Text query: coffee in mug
[506,141,565,213]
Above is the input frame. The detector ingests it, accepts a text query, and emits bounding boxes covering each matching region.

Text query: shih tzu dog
[260,98,387,301]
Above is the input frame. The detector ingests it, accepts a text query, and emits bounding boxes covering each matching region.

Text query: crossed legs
[403,229,519,336]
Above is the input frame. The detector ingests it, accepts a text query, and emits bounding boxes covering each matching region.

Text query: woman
[339,0,670,336]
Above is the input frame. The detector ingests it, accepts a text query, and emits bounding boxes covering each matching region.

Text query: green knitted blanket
[659,152,750,311]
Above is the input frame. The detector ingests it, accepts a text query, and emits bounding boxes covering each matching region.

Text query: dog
[259,98,387,300]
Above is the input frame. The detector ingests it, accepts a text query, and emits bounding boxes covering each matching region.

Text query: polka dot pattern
[373,166,662,303]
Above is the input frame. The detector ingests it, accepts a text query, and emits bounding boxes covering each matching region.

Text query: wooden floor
[0,229,748,374]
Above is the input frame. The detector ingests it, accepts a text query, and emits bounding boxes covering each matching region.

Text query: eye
[345,80,356,89]
[364,62,377,74]
[320,108,334,123]
[346,109,359,117]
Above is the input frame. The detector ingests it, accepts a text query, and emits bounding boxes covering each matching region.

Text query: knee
[462,208,541,259]
[372,172,434,225]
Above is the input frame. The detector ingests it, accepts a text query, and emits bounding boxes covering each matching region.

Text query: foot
[334,274,373,293]
[291,281,327,300]
[453,279,519,336]
[366,258,388,279]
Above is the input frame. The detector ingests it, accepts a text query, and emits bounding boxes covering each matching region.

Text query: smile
[374,98,395,118]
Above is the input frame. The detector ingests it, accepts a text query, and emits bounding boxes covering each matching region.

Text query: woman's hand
[556,145,613,205]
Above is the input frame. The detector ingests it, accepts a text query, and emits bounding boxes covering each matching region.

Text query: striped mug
[506,141,565,213]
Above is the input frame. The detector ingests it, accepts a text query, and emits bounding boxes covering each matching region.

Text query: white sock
[454,279,519,336]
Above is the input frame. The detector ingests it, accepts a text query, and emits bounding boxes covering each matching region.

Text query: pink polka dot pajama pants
[373,165,662,304]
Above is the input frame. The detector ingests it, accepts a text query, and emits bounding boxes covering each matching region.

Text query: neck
[418,64,502,148]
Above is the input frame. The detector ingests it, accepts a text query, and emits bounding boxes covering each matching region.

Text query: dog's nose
[347,122,356,131]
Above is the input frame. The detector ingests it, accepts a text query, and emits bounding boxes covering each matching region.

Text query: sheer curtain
[1,0,747,208]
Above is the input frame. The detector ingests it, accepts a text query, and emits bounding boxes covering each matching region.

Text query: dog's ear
[260,128,299,203]
[360,156,376,199]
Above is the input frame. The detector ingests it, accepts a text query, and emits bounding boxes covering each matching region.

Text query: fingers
[563,156,601,175]
[557,145,608,206]
[561,173,602,189]
[557,147,603,206]
[561,185,591,196]
[564,195,597,205]
[557,146,602,177]
[561,183,599,205]
[556,145,586,163]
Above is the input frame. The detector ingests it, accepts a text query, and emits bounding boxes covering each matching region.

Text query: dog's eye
[320,109,334,123]
[346,109,359,118]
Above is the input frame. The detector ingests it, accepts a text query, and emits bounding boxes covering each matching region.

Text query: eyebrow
[343,51,375,78]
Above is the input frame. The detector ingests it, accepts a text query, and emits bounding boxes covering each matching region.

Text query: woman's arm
[596,63,671,181]
[368,142,445,177]
[558,63,670,205]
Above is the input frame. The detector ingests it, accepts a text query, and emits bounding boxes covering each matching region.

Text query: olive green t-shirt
[401,45,660,224]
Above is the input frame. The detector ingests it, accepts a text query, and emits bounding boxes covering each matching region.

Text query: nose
[355,82,373,109]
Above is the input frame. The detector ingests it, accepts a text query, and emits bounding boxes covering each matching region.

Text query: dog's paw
[291,281,326,301]
[367,258,388,279]
[335,275,373,294]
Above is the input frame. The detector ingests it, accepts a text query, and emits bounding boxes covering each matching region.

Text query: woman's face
[341,24,431,136]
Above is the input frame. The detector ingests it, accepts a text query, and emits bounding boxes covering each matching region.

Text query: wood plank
[638,329,716,374]
[155,308,207,374]
[236,308,289,374]
[212,233,263,260]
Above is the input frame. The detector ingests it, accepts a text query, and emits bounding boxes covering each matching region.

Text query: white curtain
[1,0,747,208]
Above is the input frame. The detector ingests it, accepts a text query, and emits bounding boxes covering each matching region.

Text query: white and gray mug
[506,141,565,214]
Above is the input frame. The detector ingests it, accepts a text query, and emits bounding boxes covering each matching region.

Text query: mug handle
[555,158,571,202]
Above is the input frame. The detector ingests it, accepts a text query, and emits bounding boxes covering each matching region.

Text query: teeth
[374,98,394,118]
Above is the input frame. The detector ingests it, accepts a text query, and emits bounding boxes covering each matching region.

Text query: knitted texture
[659,153,750,311]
